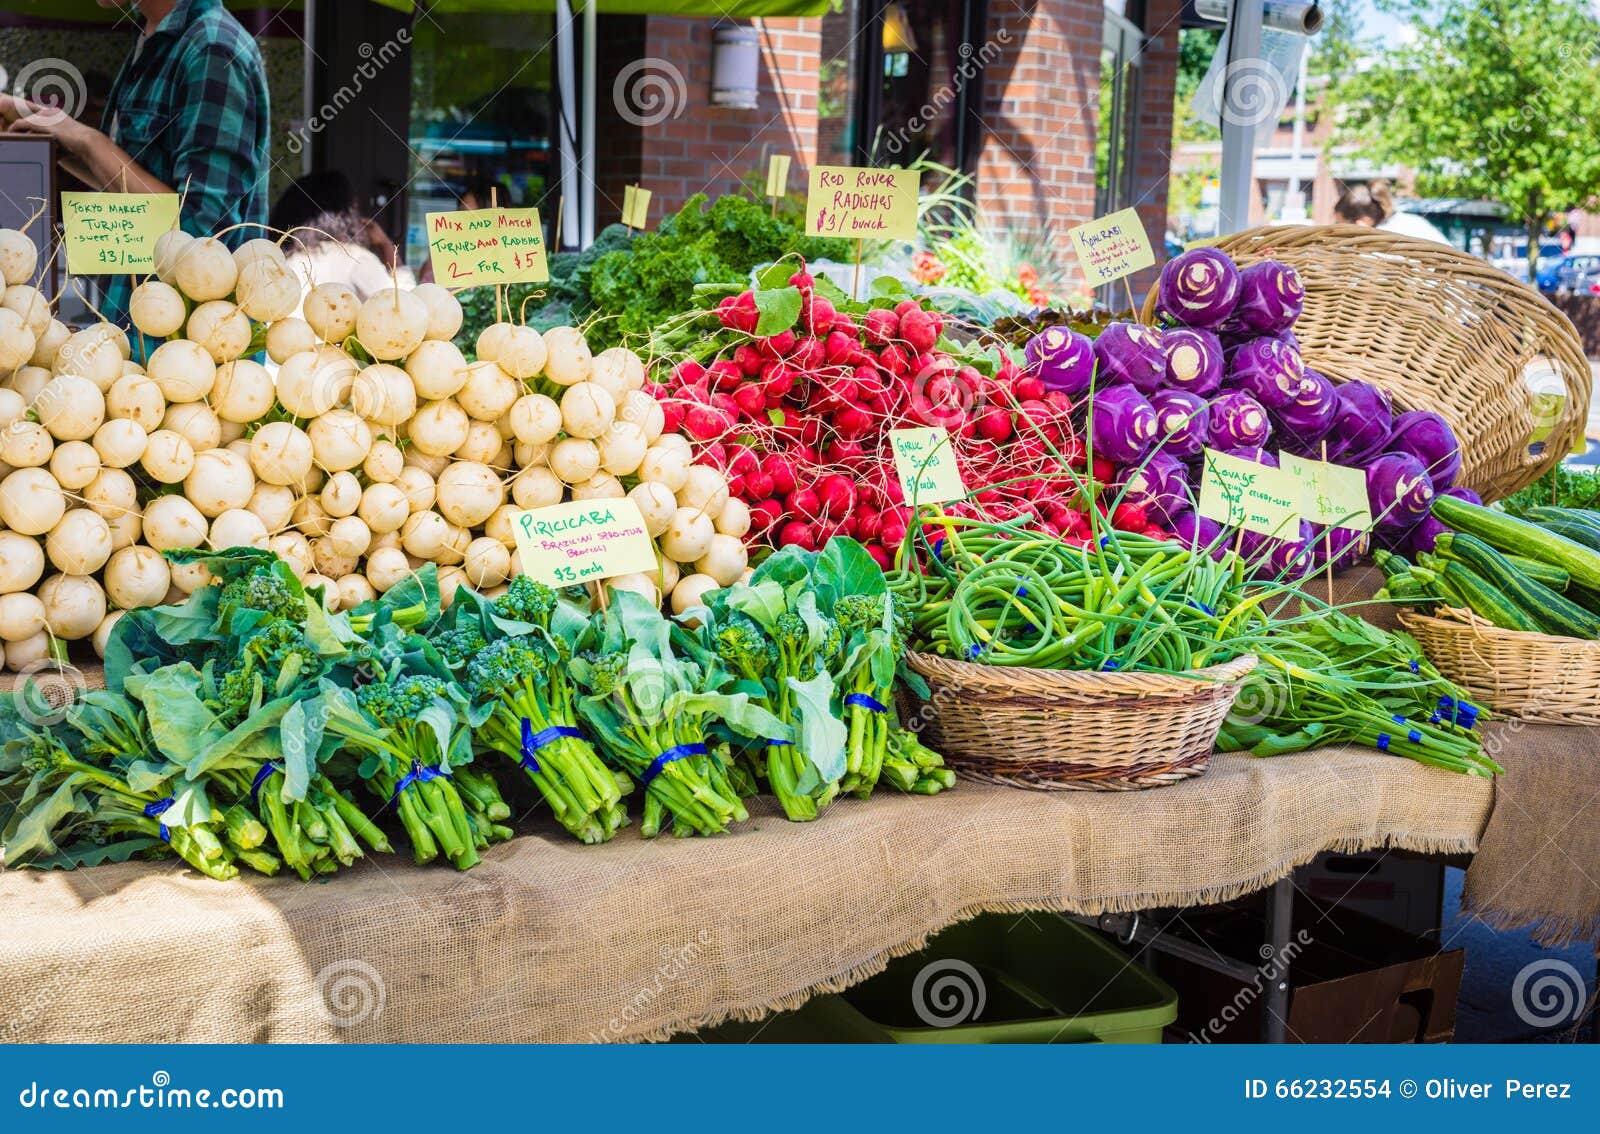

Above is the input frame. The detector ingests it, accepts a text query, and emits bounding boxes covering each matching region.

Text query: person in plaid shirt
[0,0,270,323]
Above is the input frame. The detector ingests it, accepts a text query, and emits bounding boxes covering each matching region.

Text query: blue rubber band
[1101,657,1120,671]
[932,538,945,559]
[1376,733,1390,751]
[1015,585,1028,598]
[144,796,175,841]
[765,738,792,747]
[389,762,448,805]
[844,692,887,713]
[1409,659,1420,673]
[249,762,280,807]
[520,718,583,773]
[1408,729,1422,743]
[965,643,981,659]
[639,742,708,787]
[1391,714,1406,725]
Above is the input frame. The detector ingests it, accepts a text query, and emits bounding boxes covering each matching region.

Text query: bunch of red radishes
[646,267,1171,567]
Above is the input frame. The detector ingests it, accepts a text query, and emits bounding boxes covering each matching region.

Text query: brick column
[975,0,1102,265]
[618,17,820,225]
[1129,0,1184,299]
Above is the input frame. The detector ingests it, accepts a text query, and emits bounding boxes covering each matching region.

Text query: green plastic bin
[839,913,1177,1043]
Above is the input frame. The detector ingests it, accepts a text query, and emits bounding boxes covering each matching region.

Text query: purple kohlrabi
[1162,327,1224,396]
[1092,322,1166,394]
[1022,326,1096,396]
[1228,260,1305,336]
[1155,247,1242,329]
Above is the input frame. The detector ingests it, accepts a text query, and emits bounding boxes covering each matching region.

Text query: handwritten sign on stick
[1197,448,1302,537]
[512,498,657,587]
[766,154,792,199]
[426,207,548,288]
[1068,207,1156,286]
[1280,453,1373,532]
[805,166,918,240]
[61,192,179,274]
[889,427,968,506]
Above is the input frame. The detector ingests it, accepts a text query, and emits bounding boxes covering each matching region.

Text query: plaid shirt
[98,0,270,323]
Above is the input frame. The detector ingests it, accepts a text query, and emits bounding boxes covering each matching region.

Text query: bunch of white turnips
[0,225,751,672]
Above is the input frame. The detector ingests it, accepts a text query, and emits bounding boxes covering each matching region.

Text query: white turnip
[211,358,274,423]
[407,398,470,457]
[249,421,314,485]
[265,316,317,363]
[0,467,64,533]
[541,325,591,385]
[46,508,113,575]
[140,429,196,483]
[0,592,44,640]
[146,338,216,402]
[38,573,106,640]
[304,282,360,342]
[184,447,255,517]
[355,288,428,360]
[404,338,468,400]
[142,495,208,550]
[104,373,166,429]
[128,280,187,338]
[0,531,44,593]
[411,282,463,341]
[49,440,100,490]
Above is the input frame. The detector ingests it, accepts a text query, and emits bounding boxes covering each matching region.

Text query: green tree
[1335,0,1600,279]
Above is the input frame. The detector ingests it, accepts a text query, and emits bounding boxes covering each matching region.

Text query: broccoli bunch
[433,623,487,671]
[714,615,776,684]
[219,571,302,623]
[355,674,451,729]
[466,636,627,845]
[774,611,841,680]
[494,576,559,626]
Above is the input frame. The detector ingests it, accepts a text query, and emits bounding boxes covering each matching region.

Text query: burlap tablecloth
[0,747,1490,1044]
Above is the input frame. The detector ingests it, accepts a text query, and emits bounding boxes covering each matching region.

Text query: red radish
[815,475,855,517]
[836,406,875,440]
[1091,457,1116,483]
[863,308,898,346]
[733,344,764,376]
[732,383,766,419]
[893,299,921,320]
[708,359,743,391]
[1111,502,1148,531]
[1014,373,1046,400]
[789,487,823,524]
[750,499,784,533]
[744,470,775,499]
[660,401,684,434]
[759,329,796,359]
[866,544,892,570]
[831,314,860,338]
[760,362,796,401]
[683,405,732,441]
[671,360,706,386]
[789,336,825,372]
[856,511,883,541]
[878,343,911,376]
[798,415,823,447]
[824,330,860,366]
[726,444,759,479]
[901,309,937,353]
[788,268,815,294]
[804,297,836,335]
[695,442,727,469]
[764,453,798,495]
[779,521,816,550]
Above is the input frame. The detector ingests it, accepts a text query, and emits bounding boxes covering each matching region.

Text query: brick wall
[618,17,820,223]
[974,0,1101,264]
[1128,0,1184,299]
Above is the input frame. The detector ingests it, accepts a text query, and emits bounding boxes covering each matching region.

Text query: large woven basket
[1398,607,1600,725]
[902,653,1257,791]
[1143,225,1591,501]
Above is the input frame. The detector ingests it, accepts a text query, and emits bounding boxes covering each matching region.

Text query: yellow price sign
[888,427,968,506]
[765,154,792,198]
[805,166,918,240]
[1280,452,1372,532]
[1068,208,1156,287]
[1197,448,1302,537]
[621,185,652,230]
[61,192,179,275]
[511,498,658,588]
[426,207,547,288]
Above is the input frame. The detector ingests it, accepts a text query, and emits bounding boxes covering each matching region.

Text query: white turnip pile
[0,226,750,667]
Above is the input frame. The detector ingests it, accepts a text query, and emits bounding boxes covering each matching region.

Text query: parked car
[1552,255,1600,296]
[1491,239,1564,285]
[1571,264,1600,296]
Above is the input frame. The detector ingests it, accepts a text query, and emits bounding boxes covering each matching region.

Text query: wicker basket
[1398,607,1600,725]
[902,653,1258,791]
[1142,225,1591,501]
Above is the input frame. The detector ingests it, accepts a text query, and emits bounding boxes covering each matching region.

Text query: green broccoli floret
[355,675,449,729]
[715,614,775,683]
[835,593,909,654]
[463,637,551,704]
[246,621,324,682]
[215,667,263,725]
[773,611,840,678]
[434,623,488,669]
[577,651,627,697]
[494,576,558,626]
[220,572,301,622]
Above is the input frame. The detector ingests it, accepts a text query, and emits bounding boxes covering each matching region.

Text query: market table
[0,745,1493,1044]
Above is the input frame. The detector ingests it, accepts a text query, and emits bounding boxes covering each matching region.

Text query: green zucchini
[1432,494,1600,588]
[1502,553,1570,591]
[1524,505,1600,532]
[1528,517,1600,552]
[1436,531,1600,638]
[1438,560,1542,631]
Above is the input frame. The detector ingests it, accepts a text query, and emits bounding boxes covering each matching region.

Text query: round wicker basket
[1143,225,1591,501]
[901,653,1258,791]
[1398,607,1600,726]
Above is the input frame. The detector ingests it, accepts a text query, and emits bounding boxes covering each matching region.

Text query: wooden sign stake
[1320,440,1335,607]
[490,186,503,325]
[852,237,863,300]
